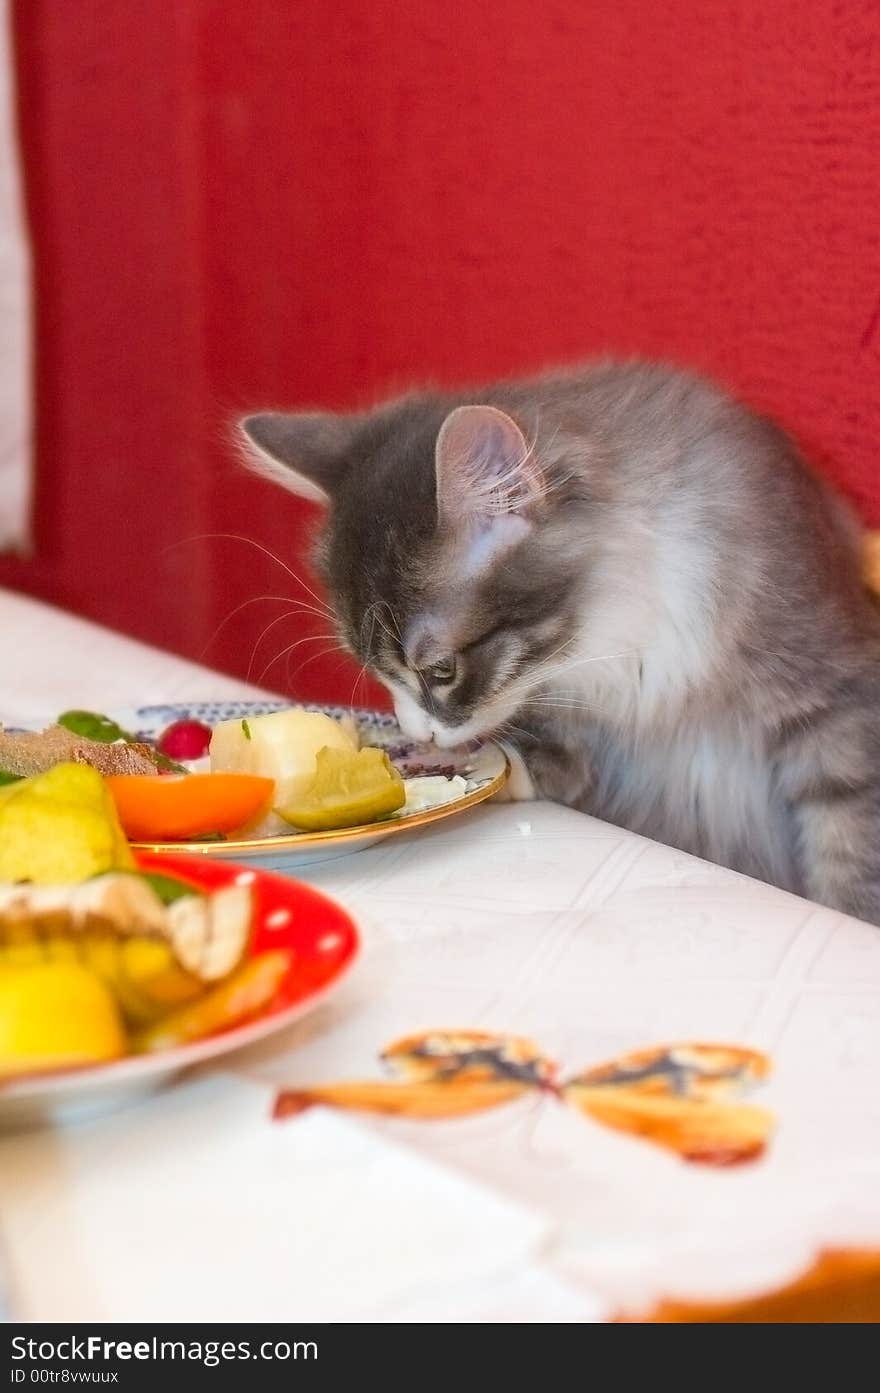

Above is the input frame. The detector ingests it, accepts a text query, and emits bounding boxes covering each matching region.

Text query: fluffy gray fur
[242,361,880,924]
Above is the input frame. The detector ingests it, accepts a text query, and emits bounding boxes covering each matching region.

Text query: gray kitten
[242,361,880,924]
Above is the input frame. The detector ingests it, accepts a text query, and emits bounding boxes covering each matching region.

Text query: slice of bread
[0,725,159,778]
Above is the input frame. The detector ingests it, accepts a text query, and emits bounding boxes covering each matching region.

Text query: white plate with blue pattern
[105,701,509,871]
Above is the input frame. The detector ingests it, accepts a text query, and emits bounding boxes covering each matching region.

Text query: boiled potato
[209,709,357,808]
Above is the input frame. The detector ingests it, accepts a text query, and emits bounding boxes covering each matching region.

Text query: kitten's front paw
[493,742,537,803]
[521,742,593,811]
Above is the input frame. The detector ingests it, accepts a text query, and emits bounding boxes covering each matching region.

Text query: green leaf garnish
[150,749,188,775]
[58,710,135,743]
[139,871,204,905]
[86,869,202,904]
[57,708,187,774]
[0,770,22,786]
[241,719,252,741]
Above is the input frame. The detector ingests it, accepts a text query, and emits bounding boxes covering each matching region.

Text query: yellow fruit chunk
[0,762,134,884]
[133,950,291,1052]
[278,746,405,831]
[0,961,127,1077]
[0,875,253,1026]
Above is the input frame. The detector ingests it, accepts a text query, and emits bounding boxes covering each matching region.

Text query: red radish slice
[157,719,213,761]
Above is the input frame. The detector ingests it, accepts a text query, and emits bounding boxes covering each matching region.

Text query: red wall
[3,1,879,705]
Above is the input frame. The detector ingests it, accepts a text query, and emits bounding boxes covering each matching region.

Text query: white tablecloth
[1,587,880,1322]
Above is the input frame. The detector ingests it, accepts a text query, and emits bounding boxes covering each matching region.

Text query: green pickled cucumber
[278,746,405,832]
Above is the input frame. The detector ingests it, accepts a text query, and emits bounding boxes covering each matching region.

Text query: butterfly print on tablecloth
[274,1031,773,1167]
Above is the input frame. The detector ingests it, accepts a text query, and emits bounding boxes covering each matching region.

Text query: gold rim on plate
[131,754,511,856]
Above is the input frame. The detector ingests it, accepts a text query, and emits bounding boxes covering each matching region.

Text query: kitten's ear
[435,405,543,527]
[240,411,360,505]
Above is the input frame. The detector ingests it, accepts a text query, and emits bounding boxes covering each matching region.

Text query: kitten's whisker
[491,644,648,726]
[269,600,339,625]
[360,610,377,669]
[359,602,383,664]
[370,604,403,654]
[348,658,371,714]
[365,601,433,710]
[384,605,405,645]
[289,645,348,684]
[517,648,643,694]
[247,616,336,681]
[164,533,335,621]
[515,634,581,681]
[258,634,340,685]
[539,646,646,679]
[347,617,372,709]
[414,664,436,716]
[376,606,437,715]
[195,593,303,663]
[525,699,611,716]
[527,697,602,708]
[496,721,535,744]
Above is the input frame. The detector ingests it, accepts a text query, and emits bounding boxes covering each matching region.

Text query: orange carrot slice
[105,773,274,841]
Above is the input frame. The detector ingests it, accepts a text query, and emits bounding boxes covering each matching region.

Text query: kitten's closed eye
[420,656,457,684]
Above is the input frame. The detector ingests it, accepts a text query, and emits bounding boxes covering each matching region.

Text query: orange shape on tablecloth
[274,1029,555,1121]
[563,1042,773,1166]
